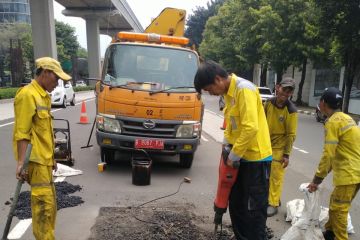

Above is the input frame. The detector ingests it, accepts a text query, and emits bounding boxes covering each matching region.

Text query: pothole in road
[88,203,234,240]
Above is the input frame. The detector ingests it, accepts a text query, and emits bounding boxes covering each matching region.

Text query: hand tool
[2,144,32,240]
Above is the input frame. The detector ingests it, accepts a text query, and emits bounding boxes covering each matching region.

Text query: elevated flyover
[30,0,143,79]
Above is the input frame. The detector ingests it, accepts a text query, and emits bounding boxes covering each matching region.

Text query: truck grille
[119,117,181,138]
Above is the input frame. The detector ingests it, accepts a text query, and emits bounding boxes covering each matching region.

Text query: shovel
[2,144,32,240]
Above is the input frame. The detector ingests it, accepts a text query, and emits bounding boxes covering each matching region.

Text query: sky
[53,0,210,56]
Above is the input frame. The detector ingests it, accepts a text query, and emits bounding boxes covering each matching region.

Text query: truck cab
[95,11,202,168]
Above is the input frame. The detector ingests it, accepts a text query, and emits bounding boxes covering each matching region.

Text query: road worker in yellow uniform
[264,78,298,217]
[308,87,360,240]
[13,57,71,240]
[194,60,272,240]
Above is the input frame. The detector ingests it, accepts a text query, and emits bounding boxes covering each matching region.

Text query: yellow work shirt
[224,74,272,162]
[315,112,360,186]
[264,98,298,157]
[13,80,54,166]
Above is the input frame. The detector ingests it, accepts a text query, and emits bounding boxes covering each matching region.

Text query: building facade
[0,0,30,23]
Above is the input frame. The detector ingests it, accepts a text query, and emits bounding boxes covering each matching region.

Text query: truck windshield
[104,44,198,92]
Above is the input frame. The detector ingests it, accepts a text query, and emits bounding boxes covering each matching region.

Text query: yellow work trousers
[325,184,360,240]
[28,162,57,240]
[268,150,285,207]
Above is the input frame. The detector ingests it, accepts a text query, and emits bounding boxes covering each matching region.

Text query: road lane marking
[298,149,309,154]
[293,146,309,154]
[7,219,32,240]
[201,135,209,142]
[7,176,66,239]
[0,121,14,128]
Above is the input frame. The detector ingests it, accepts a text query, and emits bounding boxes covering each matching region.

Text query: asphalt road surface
[0,92,359,239]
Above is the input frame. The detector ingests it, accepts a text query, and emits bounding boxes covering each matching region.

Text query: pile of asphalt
[9,181,83,219]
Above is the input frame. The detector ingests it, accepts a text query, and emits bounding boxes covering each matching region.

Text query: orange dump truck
[95,8,202,168]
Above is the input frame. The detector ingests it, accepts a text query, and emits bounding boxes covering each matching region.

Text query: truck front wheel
[101,147,115,165]
[179,153,194,169]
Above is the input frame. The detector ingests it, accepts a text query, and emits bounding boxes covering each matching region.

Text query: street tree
[315,0,360,113]
[55,20,80,66]
[185,0,225,49]
[0,20,85,84]
[0,24,32,83]
[77,47,88,58]
[199,0,264,76]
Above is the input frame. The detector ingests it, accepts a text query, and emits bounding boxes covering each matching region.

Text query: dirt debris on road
[89,203,275,240]
[89,204,233,240]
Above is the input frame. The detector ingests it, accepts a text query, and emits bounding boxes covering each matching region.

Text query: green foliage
[200,0,327,80]
[200,0,268,73]
[0,87,19,99]
[0,24,33,81]
[55,20,80,64]
[315,0,360,112]
[0,20,83,77]
[77,47,88,58]
[185,0,225,48]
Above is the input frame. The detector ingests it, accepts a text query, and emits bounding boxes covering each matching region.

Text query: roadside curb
[0,98,14,104]
[297,109,315,116]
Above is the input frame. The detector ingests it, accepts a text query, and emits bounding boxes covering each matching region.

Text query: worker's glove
[221,145,231,164]
[232,160,241,169]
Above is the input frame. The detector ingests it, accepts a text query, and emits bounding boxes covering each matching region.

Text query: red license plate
[135,139,164,149]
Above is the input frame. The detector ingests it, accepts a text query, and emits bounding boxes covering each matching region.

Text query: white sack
[53,163,83,177]
[285,196,355,234]
[281,183,325,240]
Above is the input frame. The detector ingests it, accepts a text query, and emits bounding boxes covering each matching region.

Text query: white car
[258,87,274,103]
[75,80,87,87]
[51,80,75,108]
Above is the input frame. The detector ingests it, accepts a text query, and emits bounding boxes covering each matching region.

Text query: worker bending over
[194,60,272,239]
[308,87,360,240]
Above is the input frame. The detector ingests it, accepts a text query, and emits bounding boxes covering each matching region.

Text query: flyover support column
[29,0,57,59]
[85,17,101,80]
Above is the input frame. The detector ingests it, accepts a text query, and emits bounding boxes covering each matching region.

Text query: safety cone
[79,101,89,124]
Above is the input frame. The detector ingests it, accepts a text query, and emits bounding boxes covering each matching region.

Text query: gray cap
[279,77,296,89]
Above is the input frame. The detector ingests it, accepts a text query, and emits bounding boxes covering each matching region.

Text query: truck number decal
[146,110,154,116]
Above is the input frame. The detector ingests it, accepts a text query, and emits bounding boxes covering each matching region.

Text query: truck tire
[179,153,194,169]
[101,147,115,165]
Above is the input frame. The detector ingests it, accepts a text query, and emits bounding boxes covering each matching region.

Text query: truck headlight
[97,115,121,133]
[176,121,201,138]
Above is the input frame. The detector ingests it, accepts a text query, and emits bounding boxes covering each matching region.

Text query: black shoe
[323,230,335,240]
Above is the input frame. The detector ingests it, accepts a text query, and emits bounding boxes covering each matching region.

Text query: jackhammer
[213,144,239,233]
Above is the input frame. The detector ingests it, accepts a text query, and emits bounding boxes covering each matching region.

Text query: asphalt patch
[88,204,275,240]
[8,181,83,219]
